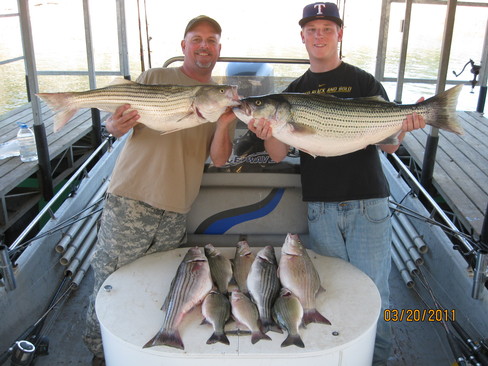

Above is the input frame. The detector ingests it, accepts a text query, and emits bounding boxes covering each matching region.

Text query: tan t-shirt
[107,67,216,213]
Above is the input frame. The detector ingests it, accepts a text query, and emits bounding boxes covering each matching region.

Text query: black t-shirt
[284,62,390,202]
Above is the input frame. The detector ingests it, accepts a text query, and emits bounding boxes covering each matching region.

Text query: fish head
[183,246,208,263]
[204,243,219,257]
[230,290,245,303]
[236,240,252,257]
[279,288,293,297]
[282,233,305,257]
[194,85,241,122]
[256,245,277,265]
[232,94,290,127]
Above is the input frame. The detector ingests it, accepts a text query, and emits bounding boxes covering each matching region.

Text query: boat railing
[7,138,113,256]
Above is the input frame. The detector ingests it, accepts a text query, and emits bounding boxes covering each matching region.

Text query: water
[0,0,486,115]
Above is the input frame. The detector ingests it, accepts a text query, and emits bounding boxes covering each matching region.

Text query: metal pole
[18,0,54,200]
[82,0,102,147]
[116,0,131,80]
[421,0,457,190]
[477,19,488,113]
[375,0,390,82]
[0,244,16,291]
[394,0,413,104]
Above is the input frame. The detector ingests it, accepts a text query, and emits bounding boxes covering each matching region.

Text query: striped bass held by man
[36,79,240,133]
[233,84,463,157]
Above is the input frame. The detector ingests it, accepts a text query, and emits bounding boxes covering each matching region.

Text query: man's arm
[248,118,289,162]
[380,98,426,154]
[210,109,237,167]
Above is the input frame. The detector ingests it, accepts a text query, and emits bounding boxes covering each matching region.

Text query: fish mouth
[232,101,253,124]
[230,86,241,106]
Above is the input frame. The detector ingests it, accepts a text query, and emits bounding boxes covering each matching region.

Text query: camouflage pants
[83,194,187,358]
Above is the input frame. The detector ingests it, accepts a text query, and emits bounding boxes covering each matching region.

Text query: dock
[401,110,488,238]
[0,102,108,239]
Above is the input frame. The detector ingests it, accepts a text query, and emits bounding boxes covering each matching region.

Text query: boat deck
[0,103,108,238]
[400,111,487,238]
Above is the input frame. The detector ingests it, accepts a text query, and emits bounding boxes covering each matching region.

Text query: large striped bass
[233,84,463,157]
[143,247,213,350]
[37,79,240,133]
[278,234,330,326]
[246,246,282,333]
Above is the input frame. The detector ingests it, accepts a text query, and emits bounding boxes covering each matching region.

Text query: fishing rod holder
[471,250,488,300]
[0,244,16,291]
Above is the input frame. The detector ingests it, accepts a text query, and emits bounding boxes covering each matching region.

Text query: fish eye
[255,100,262,106]
[219,88,225,93]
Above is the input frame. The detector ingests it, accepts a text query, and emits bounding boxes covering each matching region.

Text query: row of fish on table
[37,80,464,158]
[143,233,331,350]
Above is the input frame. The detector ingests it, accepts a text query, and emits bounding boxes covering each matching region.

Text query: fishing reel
[9,336,49,366]
[453,59,481,93]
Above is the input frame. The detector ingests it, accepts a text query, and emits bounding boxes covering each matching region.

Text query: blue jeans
[307,198,392,365]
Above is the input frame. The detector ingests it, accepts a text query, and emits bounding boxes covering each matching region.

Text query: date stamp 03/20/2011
[384,308,456,322]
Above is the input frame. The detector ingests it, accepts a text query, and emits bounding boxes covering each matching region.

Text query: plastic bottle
[17,123,38,162]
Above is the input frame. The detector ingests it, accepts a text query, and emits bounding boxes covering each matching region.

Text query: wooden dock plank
[0,102,108,234]
[401,111,487,237]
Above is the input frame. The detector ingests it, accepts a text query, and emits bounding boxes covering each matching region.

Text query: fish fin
[422,84,464,134]
[281,334,305,348]
[289,122,315,135]
[303,309,331,326]
[251,330,272,344]
[108,77,137,86]
[299,147,317,158]
[143,329,184,350]
[358,95,391,103]
[206,331,230,345]
[318,285,326,294]
[261,317,283,334]
[377,132,400,146]
[36,92,78,132]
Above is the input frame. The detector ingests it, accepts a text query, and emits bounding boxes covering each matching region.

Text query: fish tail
[262,317,283,334]
[303,309,331,326]
[36,92,77,132]
[281,334,305,348]
[250,330,272,344]
[143,329,184,350]
[206,331,230,345]
[422,84,464,134]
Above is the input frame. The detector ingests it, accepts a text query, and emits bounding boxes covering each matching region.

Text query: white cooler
[96,247,381,366]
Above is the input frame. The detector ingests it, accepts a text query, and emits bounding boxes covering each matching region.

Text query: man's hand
[247,118,274,140]
[106,104,140,138]
[381,97,427,154]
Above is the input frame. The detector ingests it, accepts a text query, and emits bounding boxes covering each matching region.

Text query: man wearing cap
[249,2,425,365]
[83,15,235,366]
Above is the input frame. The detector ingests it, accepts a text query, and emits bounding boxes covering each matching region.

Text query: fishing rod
[389,199,480,252]
[412,269,488,365]
[0,276,76,365]
[9,202,104,257]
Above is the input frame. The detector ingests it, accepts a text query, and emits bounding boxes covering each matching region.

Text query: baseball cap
[184,15,222,37]
[299,2,343,28]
